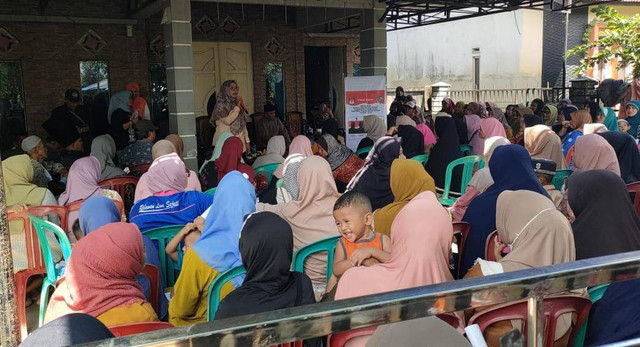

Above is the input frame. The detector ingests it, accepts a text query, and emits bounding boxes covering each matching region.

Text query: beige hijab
[468,136,511,192]
[573,134,621,175]
[363,115,387,143]
[583,123,607,135]
[524,125,568,170]
[395,115,416,127]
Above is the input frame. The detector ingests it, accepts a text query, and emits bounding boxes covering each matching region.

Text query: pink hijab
[573,134,621,175]
[465,114,483,155]
[335,191,453,299]
[273,135,314,178]
[134,153,189,202]
[58,157,104,206]
[416,124,437,146]
[479,118,507,150]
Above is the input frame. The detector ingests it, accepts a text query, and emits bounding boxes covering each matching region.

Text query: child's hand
[181,223,195,236]
[193,217,205,231]
[351,248,374,266]
[361,258,380,267]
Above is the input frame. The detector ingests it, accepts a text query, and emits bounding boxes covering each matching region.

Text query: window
[0,61,27,151]
[79,60,110,103]
[265,62,285,120]
[149,63,167,122]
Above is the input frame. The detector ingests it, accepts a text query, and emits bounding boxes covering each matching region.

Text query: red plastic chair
[452,221,471,279]
[140,264,160,314]
[437,313,462,331]
[467,295,592,347]
[109,321,174,337]
[129,163,151,177]
[329,326,378,347]
[8,210,46,341]
[28,206,68,232]
[485,230,498,262]
[98,176,139,199]
[65,200,124,233]
[627,182,640,217]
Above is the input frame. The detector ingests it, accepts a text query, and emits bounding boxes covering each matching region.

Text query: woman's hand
[386,126,398,136]
[494,238,506,261]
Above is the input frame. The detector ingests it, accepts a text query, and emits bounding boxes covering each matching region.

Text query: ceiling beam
[193,0,376,9]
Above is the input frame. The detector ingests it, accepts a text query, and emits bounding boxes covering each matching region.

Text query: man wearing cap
[45,88,92,153]
[531,158,563,209]
[120,119,157,167]
[255,103,290,151]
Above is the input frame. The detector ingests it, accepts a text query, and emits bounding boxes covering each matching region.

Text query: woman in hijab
[426,117,463,195]
[20,135,65,189]
[464,113,486,155]
[479,118,507,147]
[583,123,608,134]
[467,102,481,118]
[487,102,512,138]
[357,115,386,151]
[169,171,255,326]
[625,100,640,139]
[126,82,150,120]
[276,155,305,204]
[524,125,567,170]
[252,135,286,168]
[395,114,416,127]
[45,223,158,326]
[210,80,251,151]
[397,125,425,159]
[165,134,202,192]
[315,134,364,193]
[461,145,549,275]
[561,110,592,156]
[214,136,255,186]
[258,157,341,301]
[199,132,234,190]
[215,212,317,326]
[347,137,403,211]
[78,196,121,237]
[452,102,469,144]
[600,107,619,131]
[598,131,640,183]
[451,137,510,221]
[90,134,125,180]
[374,159,435,236]
[108,90,137,151]
[572,134,620,175]
[273,135,313,179]
[571,171,640,344]
[465,190,575,346]
[529,98,545,117]
[542,105,559,127]
[135,140,177,201]
[393,86,407,104]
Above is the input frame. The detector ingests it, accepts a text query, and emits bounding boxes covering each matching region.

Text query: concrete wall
[387,9,544,91]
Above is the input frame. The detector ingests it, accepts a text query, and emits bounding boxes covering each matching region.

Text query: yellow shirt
[169,248,234,326]
[96,302,158,327]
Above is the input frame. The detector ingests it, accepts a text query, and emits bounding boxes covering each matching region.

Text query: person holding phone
[210,80,251,152]
[108,90,139,151]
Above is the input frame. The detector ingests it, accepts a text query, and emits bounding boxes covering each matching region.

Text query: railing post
[527,296,544,347]
[0,158,20,345]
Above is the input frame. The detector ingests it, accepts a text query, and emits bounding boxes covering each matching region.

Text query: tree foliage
[567,5,640,79]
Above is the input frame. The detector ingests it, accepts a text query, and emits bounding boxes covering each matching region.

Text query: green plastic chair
[460,144,473,157]
[356,146,372,157]
[207,266,247,321]
[572,284,610,347]
[27,215,72,327]
[439,155,486,207]
[292,235,341,283]
[410,154,429,165]
[276,178,284,188]
[552,169,573,191]
[145,225,184,287]
[204,187,216,195]
[254,163,280,184]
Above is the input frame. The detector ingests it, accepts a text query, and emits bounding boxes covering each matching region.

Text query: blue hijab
[79,196,120,235]
[626,100,640,139]
[192,171,256,287]
[461,145,550,275]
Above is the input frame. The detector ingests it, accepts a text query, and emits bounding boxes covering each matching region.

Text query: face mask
[508,208,554,250]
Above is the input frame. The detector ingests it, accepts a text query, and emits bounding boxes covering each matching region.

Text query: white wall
[387,9,544,91]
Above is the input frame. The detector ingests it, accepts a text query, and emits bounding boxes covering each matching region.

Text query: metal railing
[85,250,640,347]
[448,88,570,107]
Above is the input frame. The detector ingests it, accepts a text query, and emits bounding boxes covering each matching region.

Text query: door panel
[218,42,254,114]
[192,42,219,117]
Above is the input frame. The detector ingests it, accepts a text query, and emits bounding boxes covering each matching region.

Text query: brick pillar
[163,0,197,170]
[360,8,387,77]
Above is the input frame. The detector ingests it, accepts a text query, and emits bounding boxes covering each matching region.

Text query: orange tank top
[339,232,384,259]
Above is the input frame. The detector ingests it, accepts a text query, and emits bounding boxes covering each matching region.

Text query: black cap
[134,120,158,139]
[264,103,277,113]
[531,158,557,176]
[65,89,81,103]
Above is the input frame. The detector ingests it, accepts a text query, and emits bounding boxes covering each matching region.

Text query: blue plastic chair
[207,266,247,321]
[460,144,473,157]
[254,163,280,184]
[356,146,373,157]
[145,225,184,287]
[410,154,429,165]
[292,235,341,283]
[439,155,486,207]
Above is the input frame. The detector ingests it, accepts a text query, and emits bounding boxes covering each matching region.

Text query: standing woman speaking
[210,80,251,152]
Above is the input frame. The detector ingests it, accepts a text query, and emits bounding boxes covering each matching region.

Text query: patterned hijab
[211,80,248,134]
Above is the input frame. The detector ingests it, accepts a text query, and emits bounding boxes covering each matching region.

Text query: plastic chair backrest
[145,225,184,287]
[254,163,280,184]
[204,187,216,195]
[65,199,124,233]
[98,176,139,198]
[28,206,68,233]
[460,144,473,157]
[140,264,160,314]
[552,170,573,191]
[356,146,372,157]
[468,295,592,347]
[207,266,247,321]
[485,230,498,262]
[452,221,471,279]
[109,321,174,337]
[329,325,378,347]
[627,182,640,217]
[572,284,611,347]
[129,163,151,177]
[410,154,429,165]
[9,210,45,272]
[439,155,485,206]
[276,178,284,189]
[292,235,341,283]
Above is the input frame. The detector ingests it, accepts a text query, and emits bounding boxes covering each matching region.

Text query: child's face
[333,206,372,243]
[619,121,630,133]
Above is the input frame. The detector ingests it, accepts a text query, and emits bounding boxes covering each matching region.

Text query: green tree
[567,5,640,79]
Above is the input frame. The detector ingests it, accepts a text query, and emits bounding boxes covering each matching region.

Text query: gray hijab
[90,135,125,180]
[322,134,352,170]
[282,154,305,201]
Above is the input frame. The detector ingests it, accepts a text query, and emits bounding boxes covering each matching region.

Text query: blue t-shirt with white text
[130,191,213,233]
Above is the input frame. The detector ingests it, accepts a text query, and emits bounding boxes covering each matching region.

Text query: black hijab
[21,313,114,346]
[597,131,640,184]
[569,170,640,260]
[531,98,545,117]
[215,212,316,320]
[397,125,424,159]
[524,114,543,127]
[425,117,463,191]
[348,136,401,210]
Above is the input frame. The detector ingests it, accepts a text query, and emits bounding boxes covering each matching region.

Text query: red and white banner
[344,76,387,152]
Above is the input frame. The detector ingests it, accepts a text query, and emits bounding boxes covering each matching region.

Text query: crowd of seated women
[7,87,640,347]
